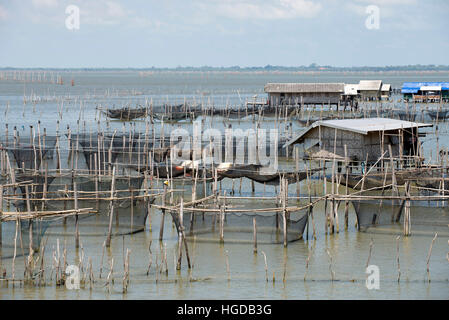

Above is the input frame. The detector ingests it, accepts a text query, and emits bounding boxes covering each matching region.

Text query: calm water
[0,71,448,300]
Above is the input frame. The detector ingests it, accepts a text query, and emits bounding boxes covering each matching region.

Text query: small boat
[105,107,148,120]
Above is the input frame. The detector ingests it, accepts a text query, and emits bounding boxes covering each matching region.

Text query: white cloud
[354,0,417,5]
[104,1,127,19]
[75,0,132,25]
[198,0,322,20]
[347,0,418,15]
[32,0,59,8]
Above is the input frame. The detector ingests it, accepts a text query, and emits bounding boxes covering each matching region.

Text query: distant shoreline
[1,65,449,73]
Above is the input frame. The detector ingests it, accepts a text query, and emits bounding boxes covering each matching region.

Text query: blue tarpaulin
[401,88,419,93]
[402,82,449,93]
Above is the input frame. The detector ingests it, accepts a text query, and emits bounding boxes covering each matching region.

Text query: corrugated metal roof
[358,80,382,91]
[381,84,391,92]
[402,88,419,94]
[344,84,358,95]
[284,118,432,147]
[420,86,442,91]
[402,82,449,90]
[264,83,344,93]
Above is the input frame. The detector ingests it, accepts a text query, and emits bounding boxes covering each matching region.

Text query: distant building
[381,84,392,99]
[284,118,432,164]
[401,82,449,103]
[344,84,359,97]
[264,83,345,106]
[341,84,359,109]
[357,80,383,100]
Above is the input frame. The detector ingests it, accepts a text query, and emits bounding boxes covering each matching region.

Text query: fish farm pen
[0,73,448,298]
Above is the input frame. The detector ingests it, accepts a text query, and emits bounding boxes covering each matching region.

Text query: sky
[0,0,448,68]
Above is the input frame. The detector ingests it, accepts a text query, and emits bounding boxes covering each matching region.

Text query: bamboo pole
[426,233,438,282]
[105,166,116,247]
[365,238,374,268]
[396,236,401,282]
[344,144,349,229]
[404,181,411,236]
[159,185,166,241]
[282,178,287,247]
[176,198,184,270]
[261,251,268,282]
[253,217,257,254]
[74,181,80,248]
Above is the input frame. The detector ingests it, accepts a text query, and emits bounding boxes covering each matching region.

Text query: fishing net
[8,145,49,170]
[0,218,52,259]
[39,173,149,236]
[353,199,449,235]
[45,174,145,207]
[177,198,309,244]
[43,200,150,238]
[76,133,139,174]
[15,174,55,200]
[218,167,319,185]
[5,135,58,170]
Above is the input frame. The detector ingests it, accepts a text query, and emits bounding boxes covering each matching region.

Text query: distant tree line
[1,64,449,72]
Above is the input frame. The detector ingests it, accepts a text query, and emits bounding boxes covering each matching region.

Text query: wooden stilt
[106,167,116,247]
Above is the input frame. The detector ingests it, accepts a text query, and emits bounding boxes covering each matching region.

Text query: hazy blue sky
[0,0,448,68]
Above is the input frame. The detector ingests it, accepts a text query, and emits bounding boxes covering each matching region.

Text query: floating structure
[284,118,432,164]
[401,82,449,103]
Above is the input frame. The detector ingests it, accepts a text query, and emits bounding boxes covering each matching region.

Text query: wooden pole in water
[220,191,226,243]
[365,238,374,268]
[159,185,166,241]
[330,129,337,234]
[261,251,268,282]
[396,236,401,282]
[253,216,257,253]
[144,172,152,230]
[324,175,328,234]
[25,185,33,252]
[94,153,99,211]
[426,233,438,282]
[74,181,80,248]
[12,218,18,284]
[176,198,184,270]
[305,162,316,240]
[106,166,116,247]
[56,135,62,175]
[130,187,134,232]
[225,249,230,281]
[344,144,349,229]
[282,178,287,247]
[403,181,411,236]
[295,147,300,199]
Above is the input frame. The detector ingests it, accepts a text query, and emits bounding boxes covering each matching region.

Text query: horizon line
[1,64,449,71]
